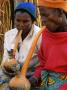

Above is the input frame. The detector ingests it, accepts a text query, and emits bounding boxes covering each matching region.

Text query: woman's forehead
[15,11,31,17]
[44,7,59,13]
[43,7,62,16]
[15,11,28,15]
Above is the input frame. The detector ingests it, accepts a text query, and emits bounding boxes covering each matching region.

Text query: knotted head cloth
[38,0,67,12]
[14,2,36,20]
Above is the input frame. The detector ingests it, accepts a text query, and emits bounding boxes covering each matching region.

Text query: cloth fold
[38,0,67,12]
[40,70,67,90]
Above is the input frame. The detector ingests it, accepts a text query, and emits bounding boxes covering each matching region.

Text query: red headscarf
[38,0,67,12]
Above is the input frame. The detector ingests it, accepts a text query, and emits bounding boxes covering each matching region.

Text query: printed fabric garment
[0,67,10,90]
[0,24,41,89]
[3,24,41,78]
[33,28,67,78]
[40,70,67,90]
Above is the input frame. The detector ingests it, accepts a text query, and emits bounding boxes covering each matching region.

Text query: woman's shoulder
[34,24,40,30]
[33,24,40,33]
[5,28,18,37]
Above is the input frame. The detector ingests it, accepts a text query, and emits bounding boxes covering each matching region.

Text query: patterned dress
[0,24,41,90]
[33,28,67,90]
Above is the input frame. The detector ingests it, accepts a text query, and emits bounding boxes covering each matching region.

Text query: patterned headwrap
[14,2,36,20]
[38,0,67,12]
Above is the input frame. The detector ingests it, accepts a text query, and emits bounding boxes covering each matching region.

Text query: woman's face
[41,7,67,32]
[14,12,33,32]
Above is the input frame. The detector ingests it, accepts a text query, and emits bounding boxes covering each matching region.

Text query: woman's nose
[48,15,62,24]
[19,22,24,27]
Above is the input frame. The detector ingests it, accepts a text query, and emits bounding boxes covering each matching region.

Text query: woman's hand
[2,59,21,76]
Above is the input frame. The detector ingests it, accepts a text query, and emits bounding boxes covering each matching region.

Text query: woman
[1,2,41,90]
[29,0,67,90]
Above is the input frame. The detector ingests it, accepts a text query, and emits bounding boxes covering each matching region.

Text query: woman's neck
[21,29,31,41]
[49,26,67,33]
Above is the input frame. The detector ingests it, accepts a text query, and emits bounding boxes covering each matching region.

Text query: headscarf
[14,2,36,20]
[38,0,67,12]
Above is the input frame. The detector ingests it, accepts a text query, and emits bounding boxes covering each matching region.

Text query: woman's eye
[16,19,20,22]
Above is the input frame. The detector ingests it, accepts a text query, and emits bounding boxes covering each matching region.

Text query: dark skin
[40,7,67,32]
[14,12,34,41]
